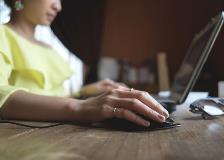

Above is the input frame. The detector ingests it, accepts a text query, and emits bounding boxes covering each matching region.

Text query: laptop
[154,11,224,113]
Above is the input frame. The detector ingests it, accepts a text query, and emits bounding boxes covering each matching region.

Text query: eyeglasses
[189,98,224,119]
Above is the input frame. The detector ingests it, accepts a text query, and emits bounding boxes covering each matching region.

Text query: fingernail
[158,114,165,122]
[143,120,150,127]
[163,110,169,118]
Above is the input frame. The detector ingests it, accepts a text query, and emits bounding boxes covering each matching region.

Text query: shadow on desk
[0,117,181,132]
[91,118,181,132]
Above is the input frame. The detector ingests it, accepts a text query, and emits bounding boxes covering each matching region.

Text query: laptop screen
[170,12,224,104]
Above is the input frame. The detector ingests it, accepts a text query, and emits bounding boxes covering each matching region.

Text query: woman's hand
[79,79,127,97]
[71,88,169,127]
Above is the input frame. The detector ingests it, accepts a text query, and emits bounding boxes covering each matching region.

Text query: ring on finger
[129,88,134,92]
[113,107,118,113]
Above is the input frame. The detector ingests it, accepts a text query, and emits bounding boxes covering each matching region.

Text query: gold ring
[130,88,134,92]
[113,107,117,113]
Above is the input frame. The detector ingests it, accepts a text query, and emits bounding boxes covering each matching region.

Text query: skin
[0,0,169,127]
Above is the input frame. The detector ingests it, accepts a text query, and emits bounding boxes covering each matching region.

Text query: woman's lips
[46,13,56,22]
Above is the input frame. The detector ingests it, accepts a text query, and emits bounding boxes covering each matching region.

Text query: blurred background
[1,0,224,96]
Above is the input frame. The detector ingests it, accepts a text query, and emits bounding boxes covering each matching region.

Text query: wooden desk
[0,104,224,160]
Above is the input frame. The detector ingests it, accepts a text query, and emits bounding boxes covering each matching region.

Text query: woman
[0,0,169,127]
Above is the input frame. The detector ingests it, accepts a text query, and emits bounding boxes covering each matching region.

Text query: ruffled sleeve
[0,24,75,102]
[0,25,28,108]
[0,51,28,108]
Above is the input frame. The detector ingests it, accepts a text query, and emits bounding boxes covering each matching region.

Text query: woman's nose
[53,0,62,13]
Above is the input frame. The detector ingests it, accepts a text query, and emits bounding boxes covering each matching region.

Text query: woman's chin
[39,21,52,26]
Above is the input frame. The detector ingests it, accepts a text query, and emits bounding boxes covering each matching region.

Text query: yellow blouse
[0,24,74,108]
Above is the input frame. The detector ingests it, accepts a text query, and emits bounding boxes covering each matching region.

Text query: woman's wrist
[67,97,103,124]
[65,98,83,121]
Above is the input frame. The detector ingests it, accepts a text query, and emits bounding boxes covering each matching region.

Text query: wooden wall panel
[100,0,224,81]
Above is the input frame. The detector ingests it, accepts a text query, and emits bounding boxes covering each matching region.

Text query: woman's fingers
[97,87,169,126]
[112,89,169,118]
[106,96,165,122]
[117,82,128,88]
[103,85,127,92]
[101,79,128,89]
[100,102,150,127]
[113,107,150,127]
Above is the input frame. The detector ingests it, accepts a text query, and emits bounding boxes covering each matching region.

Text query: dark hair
[4,0,14,10]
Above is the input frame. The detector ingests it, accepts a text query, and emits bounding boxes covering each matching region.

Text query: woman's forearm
[0,90,80,121]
